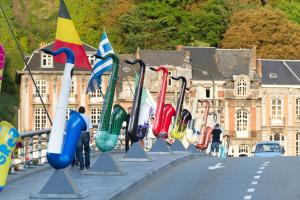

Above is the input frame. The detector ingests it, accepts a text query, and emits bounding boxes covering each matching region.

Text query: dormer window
[41,53,53,68]
[87,54,96,66]
[237,78,247,96]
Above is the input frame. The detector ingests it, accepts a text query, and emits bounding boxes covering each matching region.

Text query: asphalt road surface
[118,156,300,200]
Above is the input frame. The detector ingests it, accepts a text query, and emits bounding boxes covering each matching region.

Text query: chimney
[257,58,262,78]
[176,45,184,51]
[251,45,257,70]
[135,47,140,59]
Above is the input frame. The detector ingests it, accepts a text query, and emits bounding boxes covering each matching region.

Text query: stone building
[260,59,300,156]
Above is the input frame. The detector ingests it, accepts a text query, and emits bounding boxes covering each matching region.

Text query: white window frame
[168,71,172,87]
[66,107,76,120]
[269,132,285,149]
[236,109,248,138]
[239,144,249,155]
[90,107,101,125]
[90,89,102,98]
[237,78,247,96]
[296,98,300,121]
[70,77,77,97]
[34,80,47,97]
[271,98,282,120]
[41,53,53,68]
[87,54,95,66]
[34,107,47,130]
[205,87,211,98]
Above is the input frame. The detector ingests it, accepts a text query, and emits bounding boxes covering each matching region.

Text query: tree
[221,8,300,59]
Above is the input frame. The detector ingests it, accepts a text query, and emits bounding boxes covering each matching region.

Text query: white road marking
[251,181,258,185]
[244,195,252,199]
[254,175,260,179]
[262,163,268,166]
[247,188,255,192]
[264,161,270,164]
[256,170,263,174]
[259,167,265,170]
[208,163,226,170]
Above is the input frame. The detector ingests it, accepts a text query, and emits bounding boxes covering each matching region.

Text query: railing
[10,127,126,173]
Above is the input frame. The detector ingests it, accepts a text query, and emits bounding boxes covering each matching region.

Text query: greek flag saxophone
[94,53,127,152]
[170,76,191,141]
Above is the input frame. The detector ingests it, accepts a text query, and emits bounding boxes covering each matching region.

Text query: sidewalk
[1,151,201,200]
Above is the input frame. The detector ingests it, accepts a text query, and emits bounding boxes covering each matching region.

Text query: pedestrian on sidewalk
[76,106,93,170]
[210,123,222,156]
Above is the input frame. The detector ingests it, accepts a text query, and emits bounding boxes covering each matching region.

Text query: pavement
[118,156,300,200]
[1,150,203,200]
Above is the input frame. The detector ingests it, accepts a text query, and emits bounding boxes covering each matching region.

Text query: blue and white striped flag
[86,32,114,93]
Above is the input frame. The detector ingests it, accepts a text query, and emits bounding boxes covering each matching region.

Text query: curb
[105,153,198,200]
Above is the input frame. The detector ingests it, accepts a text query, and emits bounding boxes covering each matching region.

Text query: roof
[184,47,253,81]
[24,42,97,72]
[261,60,300,85]
[140,50,185,67]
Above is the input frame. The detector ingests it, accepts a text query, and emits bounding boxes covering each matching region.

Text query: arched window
[237,78,247,96]
[296,133,300,156]
[271,98,282,120]
[236,110,248,138]
[296,98,300,121]
[270,132,285,149]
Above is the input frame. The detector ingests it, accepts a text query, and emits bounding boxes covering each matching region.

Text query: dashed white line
[247,188,255,193]
[262,163,268,166]
[251,181,258,185]
[259,167,265,170]
[256,170,263,174]
[244,195,252,200]
[254,175,260,179]
[264,161,270,164]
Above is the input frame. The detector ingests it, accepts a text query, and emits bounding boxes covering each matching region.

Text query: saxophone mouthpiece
[125,59,136,65]
[149,67,156,71]
[41,48,53,55]
[94,54,103,59]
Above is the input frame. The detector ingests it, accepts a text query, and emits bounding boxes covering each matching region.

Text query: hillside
[1,0,300,125]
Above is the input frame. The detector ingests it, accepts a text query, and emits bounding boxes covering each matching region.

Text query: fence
[10,128,126,173]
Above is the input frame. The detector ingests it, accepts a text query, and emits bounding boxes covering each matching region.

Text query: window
[205,87,210,98]
[66,107,76,120]
[34,108,47,130]
[237,110,248,132]
[296,133,300,156]
[70,78,76,96]
[168,71,172,87]
[90,89,102,98]
[270,132,285,149]
[271,98,282,120]
[87,54,95,66]
[41,53,53,68]
[34,80,47,96]
[123,81,134,97]
[239,144,249,155]
[296,98,300,121]
[237,78,247,96]
[90,107,101,125]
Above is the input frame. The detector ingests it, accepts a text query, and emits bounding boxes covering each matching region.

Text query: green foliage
[277,1,300,25]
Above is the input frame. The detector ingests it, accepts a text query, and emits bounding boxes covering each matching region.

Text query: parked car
[253,141,284,157]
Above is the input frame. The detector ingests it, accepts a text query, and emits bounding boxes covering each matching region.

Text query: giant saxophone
[150,66,176,138]
[125,59,147,142]
[43,48,87,169]
[170,76,191,140]
[95,53,127,152]
[0,121,19,192]
[196,100,214,150]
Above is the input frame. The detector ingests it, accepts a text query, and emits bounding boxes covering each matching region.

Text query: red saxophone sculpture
[196,100,213,150]
[150,66,176,138]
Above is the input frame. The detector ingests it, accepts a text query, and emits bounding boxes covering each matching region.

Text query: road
[118,156,300,200]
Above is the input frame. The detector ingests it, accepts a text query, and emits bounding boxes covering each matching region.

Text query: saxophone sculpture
[125,59,147,142]
[95,53,127,152]
[170,76,191,140]
[150,66,176,138]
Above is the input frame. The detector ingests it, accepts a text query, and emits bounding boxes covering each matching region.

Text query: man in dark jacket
[210,123,222,156]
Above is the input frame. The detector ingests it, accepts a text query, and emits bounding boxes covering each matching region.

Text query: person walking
[76,106,93,170]
[210,123,222,156]
[125,107,132,152]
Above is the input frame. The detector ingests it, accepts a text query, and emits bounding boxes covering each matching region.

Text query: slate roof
[184,47,253,81]
[140,50,185,67]
[24,42,97,72]
[261,60,300,85]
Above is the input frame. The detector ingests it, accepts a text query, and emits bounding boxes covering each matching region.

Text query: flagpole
[0,3,53,126]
